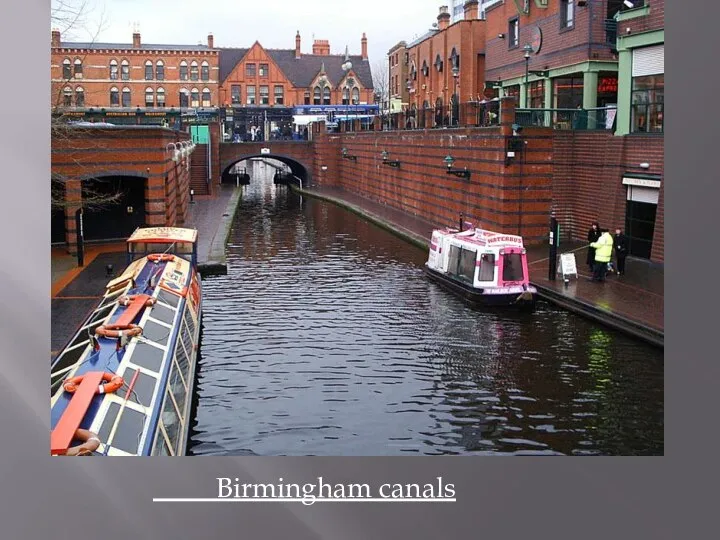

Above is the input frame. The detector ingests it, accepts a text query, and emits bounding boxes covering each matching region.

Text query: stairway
[190,144,209,196]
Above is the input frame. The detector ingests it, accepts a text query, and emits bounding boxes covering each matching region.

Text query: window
[231,85,241,104]
[62,59,71,79]
[421,60,429,77]
[504,84,520,104]
[457,248,477,283]
[502,253,524,282]
[274,85,284,104]
[145,87,154,107]
[122,87,131,107]
[478,254,495,282]
[121,60,130,80]
[351,87,360,105]
[73,87,84,106]
[63,86,72,106]
[434,54,443,72]
[74,58,83,78]
[109,60,118,80]
[160,388,181,452]
[259,85,269,104]
[631,74,663,133]
[179,60,188,80]
[259,63,268,77]
[553,76,583,109]
[342,88,350,105]
[179,88,189,108]
[201,87,211,107]
[304,90,310,105]
[561,0,575,29]
[190,88,199,107]
[145,60,153,80]
[509,17,519,48]
[157,87,165,107]
[246,86,256,104]
[190,61,199,81]
[201,61,209,81]
[246,63,256,77]
[313,86,321,105]
[529,80,545,108]
[156,60,164,80]
[322,86,331,105]
[450,47,460,71]
[109,86,119,106]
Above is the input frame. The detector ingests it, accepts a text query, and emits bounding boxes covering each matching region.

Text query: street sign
[261,148,270,154]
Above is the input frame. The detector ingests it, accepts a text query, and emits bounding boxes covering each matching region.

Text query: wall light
[341,147,357,162]
[444,155,470,179]
[639,162,650,169]
[381,150,401,168]
[498,33,505,39]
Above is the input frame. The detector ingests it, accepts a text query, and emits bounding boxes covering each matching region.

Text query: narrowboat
[425,225,537,308]
[50,227,202,456]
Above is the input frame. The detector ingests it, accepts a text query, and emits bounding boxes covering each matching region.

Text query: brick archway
[218,141,315,187]
[220,153,310,186]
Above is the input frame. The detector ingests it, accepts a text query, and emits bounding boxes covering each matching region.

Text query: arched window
[201,61,209,81]
[435,54,443,72]
[62,59,71,79]
[74,58,83,78]
[109,86,119,106]
[322,86,331,105]
[109,59,118,80]
[179,60,188,81]
[74,86,84,106]
[342,88,350,105]
[410,61,417,80]
[156,60,164,81]
[201,87,211,107]
[121,60,130,80]
[422,60,429,77]
[145,87,154,107]
[450,47,460,71]
[313,86,321,105]
[190,61,199,81]
[179,88,189,108]
[63,86,72,106]
[351,87,360,105]
[145,60,153,80]
[122,87,131,107]
[190,88,199,107]
[156,87,166,107]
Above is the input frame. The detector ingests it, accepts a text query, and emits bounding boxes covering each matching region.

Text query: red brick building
[388,41,409,114]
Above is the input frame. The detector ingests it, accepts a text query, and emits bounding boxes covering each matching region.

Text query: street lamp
[451,65,460,126]
[342,55,354,130]
[523,44,533,108]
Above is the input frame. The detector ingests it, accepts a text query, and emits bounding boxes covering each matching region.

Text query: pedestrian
[614,227,628,276]
[589,229,614,282]
[586,222,601,272]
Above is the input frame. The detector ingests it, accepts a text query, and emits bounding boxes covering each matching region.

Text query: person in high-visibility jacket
[590,229,614,282]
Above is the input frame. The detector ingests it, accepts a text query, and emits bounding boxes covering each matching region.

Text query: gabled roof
[58,42,213,52]
[218,48,250,82]
[218,48,374,89]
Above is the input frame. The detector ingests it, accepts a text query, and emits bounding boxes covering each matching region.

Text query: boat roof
[435,227,525,248]
[127,227,197,244]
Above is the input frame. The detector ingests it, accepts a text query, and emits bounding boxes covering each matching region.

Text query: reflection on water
[188,166,664,456]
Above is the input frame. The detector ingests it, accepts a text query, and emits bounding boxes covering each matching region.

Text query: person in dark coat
[614,227,628,276]
[586,222,601,272]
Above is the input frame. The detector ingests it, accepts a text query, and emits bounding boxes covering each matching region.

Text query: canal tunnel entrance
[221,154,309,188]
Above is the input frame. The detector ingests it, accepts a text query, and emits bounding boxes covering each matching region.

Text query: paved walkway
[296,185,664,348]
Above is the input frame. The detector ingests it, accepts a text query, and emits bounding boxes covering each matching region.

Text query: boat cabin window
[458,248,477,283]
[110,407,146,455]
[160,387,181,452]
[152,429,172,456]
[502,253,525,282]
[478,253,496,281]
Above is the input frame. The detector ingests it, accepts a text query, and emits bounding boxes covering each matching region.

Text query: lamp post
[342,56,354,130]
[451,65,459,126]
[523,44,532,109]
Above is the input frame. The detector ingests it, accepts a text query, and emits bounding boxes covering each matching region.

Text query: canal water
[188,165,664,456]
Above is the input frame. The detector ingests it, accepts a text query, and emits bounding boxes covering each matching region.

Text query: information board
[557,253,578,280]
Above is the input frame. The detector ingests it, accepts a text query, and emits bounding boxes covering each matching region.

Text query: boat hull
[424,266,536,309]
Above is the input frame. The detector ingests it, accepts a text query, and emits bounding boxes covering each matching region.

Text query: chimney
[295,31,301,58]
[132,31,141,49]
[437,5,451,31]
[361,33,368,60]
[208,33,214,48]
[51,28,61,48]
[463,0,479,20]
[312,39,330,56]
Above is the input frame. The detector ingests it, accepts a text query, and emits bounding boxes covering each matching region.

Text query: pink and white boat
[425,225,537,308]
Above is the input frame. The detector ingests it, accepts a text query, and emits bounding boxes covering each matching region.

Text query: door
[625,185,658,259]
[81,176,146,241]
[190,125,209,144]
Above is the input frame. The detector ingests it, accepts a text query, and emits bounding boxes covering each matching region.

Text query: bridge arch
[220,153,310,187]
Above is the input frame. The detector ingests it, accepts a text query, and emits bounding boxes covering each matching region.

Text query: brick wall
[51,127,191,253]
[618,0,664,35]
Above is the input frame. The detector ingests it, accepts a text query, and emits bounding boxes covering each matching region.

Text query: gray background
[0,1,710,538]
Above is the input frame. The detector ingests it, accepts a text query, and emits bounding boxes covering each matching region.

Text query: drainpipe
[207,129,211,187]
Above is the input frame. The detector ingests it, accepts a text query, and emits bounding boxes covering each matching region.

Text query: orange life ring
[65,429,102,457]
[117,294,157,307]
[148,253,175,263]
[95,323,143,339]
[63,372,125,394]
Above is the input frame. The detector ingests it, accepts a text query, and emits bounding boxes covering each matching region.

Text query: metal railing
[378,100,502,132]
[514,107,617,131]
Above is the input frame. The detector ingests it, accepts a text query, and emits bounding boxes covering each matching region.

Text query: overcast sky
[55,0,452,75]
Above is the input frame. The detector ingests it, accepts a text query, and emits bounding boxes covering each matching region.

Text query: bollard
[190,189,195,204]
